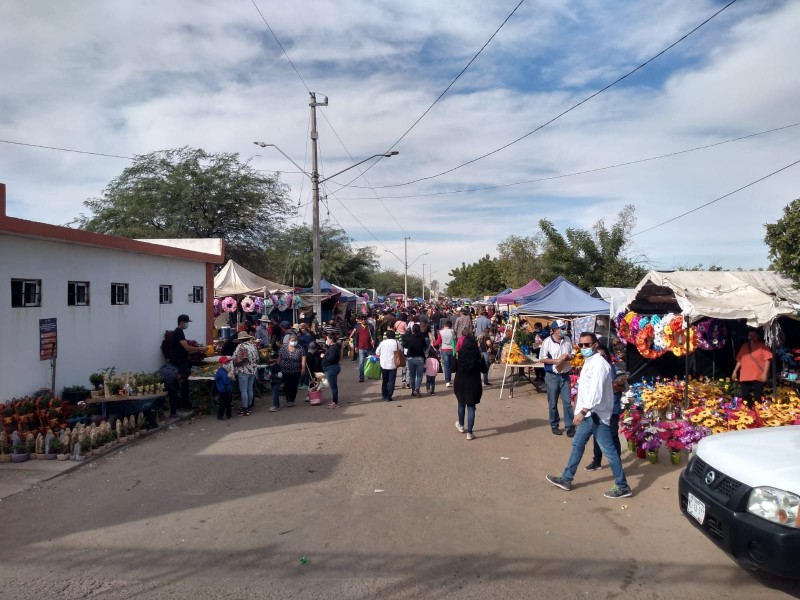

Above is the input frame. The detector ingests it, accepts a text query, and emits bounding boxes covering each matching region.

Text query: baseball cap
[551,319,566,330]
[178,314,192,323]
[218,356,230,364]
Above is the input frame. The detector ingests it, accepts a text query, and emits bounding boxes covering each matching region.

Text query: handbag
[393,340,406,368]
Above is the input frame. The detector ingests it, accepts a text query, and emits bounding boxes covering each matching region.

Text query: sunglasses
[577,342,594,348]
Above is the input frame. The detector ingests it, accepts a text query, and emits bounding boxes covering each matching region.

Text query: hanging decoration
[263,296,274,313]
[254,297,265,314]
[292,294,302,309]
[240,295,256,313]
[635,324,668,359]
[617,310,704,359]
[221,297,238,313]
[213,298,222,317]
[277,294,288,312]
[695,318,728,351]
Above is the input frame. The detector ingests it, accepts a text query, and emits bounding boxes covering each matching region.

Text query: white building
[0,183,224,399]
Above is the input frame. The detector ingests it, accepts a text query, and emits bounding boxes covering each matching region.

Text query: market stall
[495,279,543,306]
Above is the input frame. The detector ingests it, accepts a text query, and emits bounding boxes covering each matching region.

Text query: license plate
[687,492,706,525]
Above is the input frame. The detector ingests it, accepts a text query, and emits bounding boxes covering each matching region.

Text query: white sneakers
[466,432,475,440]
[445,382,452,387]
[455,421,465,433]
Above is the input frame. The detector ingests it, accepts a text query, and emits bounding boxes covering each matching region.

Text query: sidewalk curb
[0,411,193,499]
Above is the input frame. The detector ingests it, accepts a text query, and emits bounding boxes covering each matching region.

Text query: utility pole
[309,91,327,327]
[422,263,425,300]
[403,236,410,308]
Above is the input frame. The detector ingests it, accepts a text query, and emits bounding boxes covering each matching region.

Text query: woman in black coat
[453,334,488,440]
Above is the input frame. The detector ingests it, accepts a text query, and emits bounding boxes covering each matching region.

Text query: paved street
[1,361,798,600]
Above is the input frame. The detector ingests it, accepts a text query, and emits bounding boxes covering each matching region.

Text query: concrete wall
[0,234,209,399]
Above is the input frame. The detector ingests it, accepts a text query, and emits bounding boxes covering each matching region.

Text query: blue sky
[1,0,799,289]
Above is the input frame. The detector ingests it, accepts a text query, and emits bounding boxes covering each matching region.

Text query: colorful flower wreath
[667,315,697,356]
[615,311,633,344]
[635,324,668,359]
[695,318,727,351]
[241,296,256,313]
[292,294,302,309]
[213,298,222,317]
[253,297,265,314]
[263,297,274,312]
[221,296,238,313]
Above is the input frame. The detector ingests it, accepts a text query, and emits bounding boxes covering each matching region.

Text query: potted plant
[11,435,31,462]
[0,438,11,463]
[44,436,59,460]
[62,385,90,403]
[80,436,92,457]
[50,438,69,460]
[89,373,104,398]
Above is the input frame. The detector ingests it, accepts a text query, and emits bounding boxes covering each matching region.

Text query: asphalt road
[1,361,798,600]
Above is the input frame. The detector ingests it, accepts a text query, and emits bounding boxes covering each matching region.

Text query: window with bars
[11,279,42,307]
[192,286,204,303]
[111,283,129,305]
[68,281,90,306]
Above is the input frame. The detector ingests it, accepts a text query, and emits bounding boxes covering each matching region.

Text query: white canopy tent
[592,287,635,318]
[213,259,291,297]
[625,270,800,327]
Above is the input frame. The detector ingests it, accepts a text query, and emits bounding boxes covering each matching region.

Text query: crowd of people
[188,301,635,499]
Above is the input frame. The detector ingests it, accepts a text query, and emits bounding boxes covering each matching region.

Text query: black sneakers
[546,475,572,491]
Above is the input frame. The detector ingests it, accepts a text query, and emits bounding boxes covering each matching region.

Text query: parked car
[678,426,800,578]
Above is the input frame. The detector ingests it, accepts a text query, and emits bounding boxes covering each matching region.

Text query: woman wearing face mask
[278,335,306,407]
[322,333,342,408]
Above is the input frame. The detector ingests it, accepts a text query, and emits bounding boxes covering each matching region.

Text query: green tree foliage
[73,147,291,272]
[536,205,646,289]
[496,234,541,288]
[368,269,423,297]
[765,198,800,285]
[446,255,506,298]
[263,224,379,288]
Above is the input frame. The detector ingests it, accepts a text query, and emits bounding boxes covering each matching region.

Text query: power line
[367,0,740,190]
[249,0,311,93]
[633,158,800,236]
[0,138,133,159]
[332,0,527,191]
[335,121,800,200]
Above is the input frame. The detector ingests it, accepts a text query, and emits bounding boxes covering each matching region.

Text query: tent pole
[498,315,518,400]
[771,320,778,397]
[683,316,690,408]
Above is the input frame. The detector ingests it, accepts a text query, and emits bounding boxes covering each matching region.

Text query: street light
[253,140,398,323]
[403,237,428,306]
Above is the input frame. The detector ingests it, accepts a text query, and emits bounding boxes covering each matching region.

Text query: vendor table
[85,393,167,422]
[501,361,543,397]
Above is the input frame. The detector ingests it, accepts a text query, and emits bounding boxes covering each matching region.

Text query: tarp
[496,279,544,305]
[487,288,513,303]
[592,287,635,318]
[513,276,610,316]
[298,279,358,302]
[625,270,800,327]
[214,259,291,297]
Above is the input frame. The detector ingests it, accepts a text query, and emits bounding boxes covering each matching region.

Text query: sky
[2,0,799,291]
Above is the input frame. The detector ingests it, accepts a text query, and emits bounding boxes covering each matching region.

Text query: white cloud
[1,0,799,289]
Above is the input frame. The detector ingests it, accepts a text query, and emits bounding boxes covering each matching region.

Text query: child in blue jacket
[215,356,234,420]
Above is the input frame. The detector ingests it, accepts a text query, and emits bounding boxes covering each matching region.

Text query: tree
[446,255,506,298]
[262,224,379,288]
[368,269,421,297]
[765,198,800,285]
[73,147,291,273]
[496,234,541,288]
[536,205,646,289]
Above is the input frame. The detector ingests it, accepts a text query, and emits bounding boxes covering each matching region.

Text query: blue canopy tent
[513,276,609,317]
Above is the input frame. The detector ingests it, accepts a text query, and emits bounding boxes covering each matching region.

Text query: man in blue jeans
[540,320,575,436]
[349,315,375,383]
[546,332,633,498]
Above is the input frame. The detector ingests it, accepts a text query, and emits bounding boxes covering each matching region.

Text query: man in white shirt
[546,332,633,499]
[539,320,575,436]
[474,310,491,338]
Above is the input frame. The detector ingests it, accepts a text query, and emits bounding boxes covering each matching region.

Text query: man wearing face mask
[540,320,575,436]
[546,332,633,499]
[169,314,205,416]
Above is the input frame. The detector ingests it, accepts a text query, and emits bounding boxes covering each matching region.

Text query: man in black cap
[169,314,205,416]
